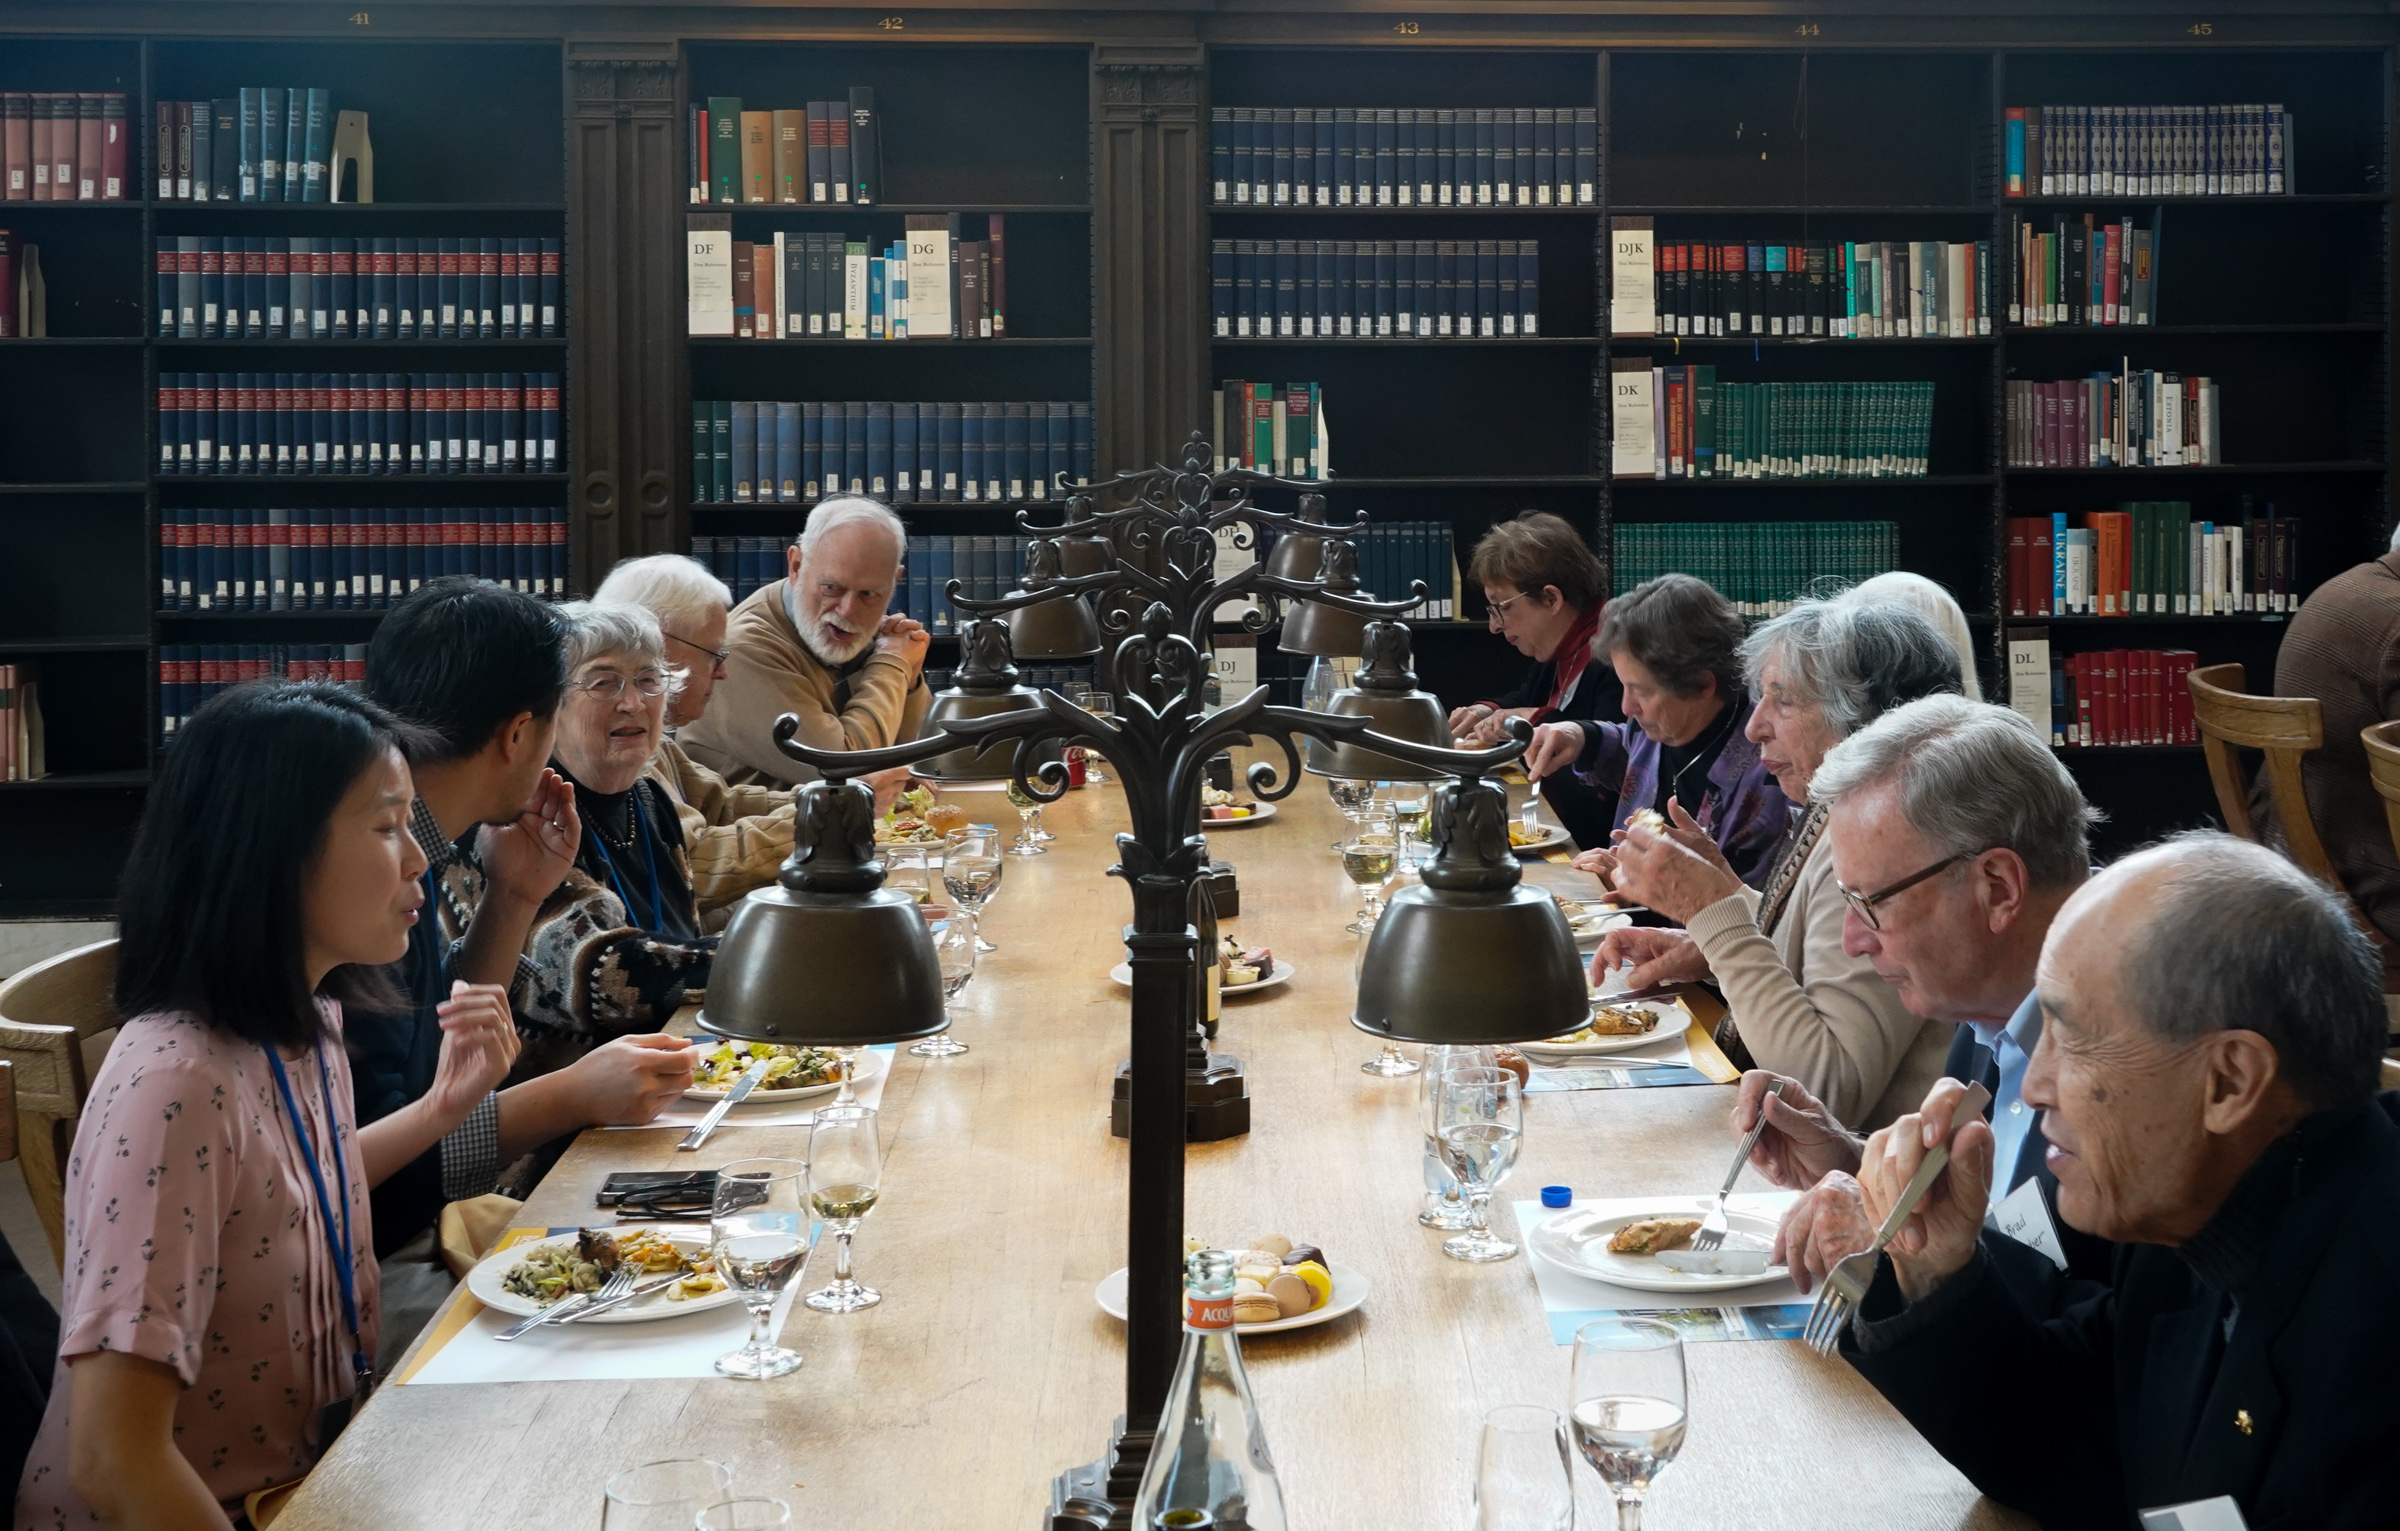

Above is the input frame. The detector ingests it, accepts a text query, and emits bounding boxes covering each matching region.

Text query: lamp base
[1046,1416,1152,1529]
[1109,1052,1250,1141]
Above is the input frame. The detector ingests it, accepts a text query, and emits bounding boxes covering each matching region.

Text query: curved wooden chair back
[2361,722,2400,875]
[0,939,120,1266]
[2186,663,2344,891]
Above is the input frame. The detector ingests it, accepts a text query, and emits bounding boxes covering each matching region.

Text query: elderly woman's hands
[1609,799,1745,922]
[1588,926,1712,991]
[1521,721,1584,782]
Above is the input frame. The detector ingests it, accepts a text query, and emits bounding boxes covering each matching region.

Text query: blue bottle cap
[1540,1186,1573,1208]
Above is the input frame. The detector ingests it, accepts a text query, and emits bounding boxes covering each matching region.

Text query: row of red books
[2,93,130,201]
[2056,648,2198,748]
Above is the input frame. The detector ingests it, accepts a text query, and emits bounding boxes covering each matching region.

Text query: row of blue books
[157,236,562,340]
[692,400,1094,505]
[159,507,569,612]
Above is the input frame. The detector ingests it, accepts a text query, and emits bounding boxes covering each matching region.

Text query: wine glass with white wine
[709,1158,809,1380]
[1340,835,1396,934]
[1003,780,1048,856]
[805,1105,885,1313]
[1080,692,1114,784]
[1570,1320,1688,1531]
[909,909,976,1058]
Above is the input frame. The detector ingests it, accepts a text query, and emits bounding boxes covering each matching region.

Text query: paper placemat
[606,1044,895,1131]
[394,1221,817,1386]
[1510,1193,1809,1345]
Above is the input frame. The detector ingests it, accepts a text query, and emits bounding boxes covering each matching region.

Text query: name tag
[1990,1175,2068,1271]
[2140,1497,2250,1531]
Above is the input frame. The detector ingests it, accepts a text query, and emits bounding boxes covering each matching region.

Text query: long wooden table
[280,772,2031,1530]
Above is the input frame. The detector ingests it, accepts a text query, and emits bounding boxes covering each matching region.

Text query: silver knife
[677,1055,774,1151]
[560,1273,686,1322]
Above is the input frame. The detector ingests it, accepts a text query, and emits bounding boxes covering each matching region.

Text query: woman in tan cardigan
[1591,590,1966,1129]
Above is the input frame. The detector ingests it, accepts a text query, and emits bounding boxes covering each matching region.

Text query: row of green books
[1611,520,1900,616]
[1623,364,1937,480]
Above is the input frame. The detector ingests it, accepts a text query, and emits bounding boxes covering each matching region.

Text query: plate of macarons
[1095,1233,1370,1335]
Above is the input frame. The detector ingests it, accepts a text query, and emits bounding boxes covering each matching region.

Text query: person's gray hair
[2387,518,2400,553]
[593,554,732,633]
[555,600,684,700]
[1811,695,2098,890]
[2107,831,2385,1110]
[1593,573,1746,699]
[796,495,907,563]
[1742,591,1963,739]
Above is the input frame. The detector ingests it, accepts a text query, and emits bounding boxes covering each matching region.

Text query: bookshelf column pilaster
[1092,43,1207,477]
[567,39,683,592]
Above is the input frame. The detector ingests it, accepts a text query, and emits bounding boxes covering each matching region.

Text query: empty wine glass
[601,1459,733,1531]
[1436,1068,1525,1262]
[1327,776,1376,848]
[909,909,975,1058]
[805,1105,884,1313]
[1419,1047,1496,1225]
[1003,780,1048,856]
[710,1158,808,1380]
[1340,835,1396,935]
[695,1500,792,1531]
[940,828,1003,951]
[1475,1405,1576,1531]
[1081,692,1114,785]
[1571,1320,1688,1531]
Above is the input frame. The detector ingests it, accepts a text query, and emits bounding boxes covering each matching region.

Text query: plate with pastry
[1095,1234,1368,1335]
[1110,936,1293,996]
[1519,1000,1684,1058]
[1550,895,1634,946]
[1528,1205,1787,1293]
[1199,787,1276,827]
[1507,821,1573,857]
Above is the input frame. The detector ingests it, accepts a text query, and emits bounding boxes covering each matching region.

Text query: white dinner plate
[1095,1262,1370,1335]
[465,1232,745,1324]
[1109,960,1295,996]
[1200,802,1277,828]
[1553,900,1634,947]
[1509,824,1574,857]
[1518,1002,1684,1059]
[1529,1205,1788,1294]
[681,1047,884,1105]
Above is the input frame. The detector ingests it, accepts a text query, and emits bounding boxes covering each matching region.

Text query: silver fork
[1801,1082,1991,1356]
[496,1263,638,1342]
[1691,1078,1784,1251]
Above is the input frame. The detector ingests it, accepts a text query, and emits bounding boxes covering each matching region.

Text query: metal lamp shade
[1303,686,1451,781]
[1351,884,1590,1045]
[916,686,1057,779]
[697,885,951,1046]
[1007,594,1103,660]
[1280,598,1370,659]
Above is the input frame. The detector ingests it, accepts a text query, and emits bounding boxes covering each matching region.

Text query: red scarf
[1535,603,1604,721]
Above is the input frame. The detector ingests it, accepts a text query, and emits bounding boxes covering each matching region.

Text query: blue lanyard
[263,1041,371,1389]
[589,785,664,928]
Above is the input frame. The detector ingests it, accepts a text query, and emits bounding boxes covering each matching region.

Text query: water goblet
[1340,835,1396,935]
[1327,776,1376,848]
[709,1158,809,1380]
[940,828,1004,952]
[1435,1068,1525,1262]
[1003,781,1048,856]
[805,1105,884,1313]
[1570,1320,1689,1531]
[909,909,976,1058]
[1419,1047,1496,1225]
[1475,1405,1576,1531]
[601,1460,733,1531]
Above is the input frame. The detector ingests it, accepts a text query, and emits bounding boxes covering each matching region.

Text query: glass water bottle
[1130,1250,1287,1531]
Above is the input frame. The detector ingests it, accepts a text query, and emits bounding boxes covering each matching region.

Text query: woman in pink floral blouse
[15,682,521,1530]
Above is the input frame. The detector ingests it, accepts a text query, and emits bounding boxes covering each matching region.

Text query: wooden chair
[2361,721,2400,868]
[0,940,118,1266]
[2186,663,2347,892]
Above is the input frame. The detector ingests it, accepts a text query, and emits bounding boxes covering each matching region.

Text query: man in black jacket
[1726,695,2112,1291]
[1843,831,2400,1531]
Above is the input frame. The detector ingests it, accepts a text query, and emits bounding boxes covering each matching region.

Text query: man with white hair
[679,496,932,787]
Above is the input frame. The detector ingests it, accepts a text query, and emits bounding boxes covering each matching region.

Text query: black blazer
[1848,1095,2400,1531]
[1942,1023,2116,1288]
[1483,652,1623,724]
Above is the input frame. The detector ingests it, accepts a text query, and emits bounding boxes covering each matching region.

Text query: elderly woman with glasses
[1590,588,1967,1129]
[512,601,718,1078]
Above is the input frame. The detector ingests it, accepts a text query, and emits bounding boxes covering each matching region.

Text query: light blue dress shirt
[1980,988,2046,1193]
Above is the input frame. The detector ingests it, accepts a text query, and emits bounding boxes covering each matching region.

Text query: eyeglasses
[569,670,668,702]
[1484,591,1528,630]
[665,631,729,668]
[1836,851,1985,931]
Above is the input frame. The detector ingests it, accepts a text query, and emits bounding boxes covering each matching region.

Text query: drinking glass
[1419,1047,1497,1226]
[805,1105,884,1313]
[695,1500,792,1531]
[1436,1068,1525,1262]
[910,910,975,1058]
[940,828,1004,951]
[1475,1405,1576,1531]
[709,1159,808,1380]
[1340,836,1396,934]
[1003,781,1049,856]
[601,1459,733,1531]
[1327,776,1376,848]
[1081,692,1114,785]
[1570,1320,1688,1531]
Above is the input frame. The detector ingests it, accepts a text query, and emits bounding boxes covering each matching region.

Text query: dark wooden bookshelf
[0,6,2391,905]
